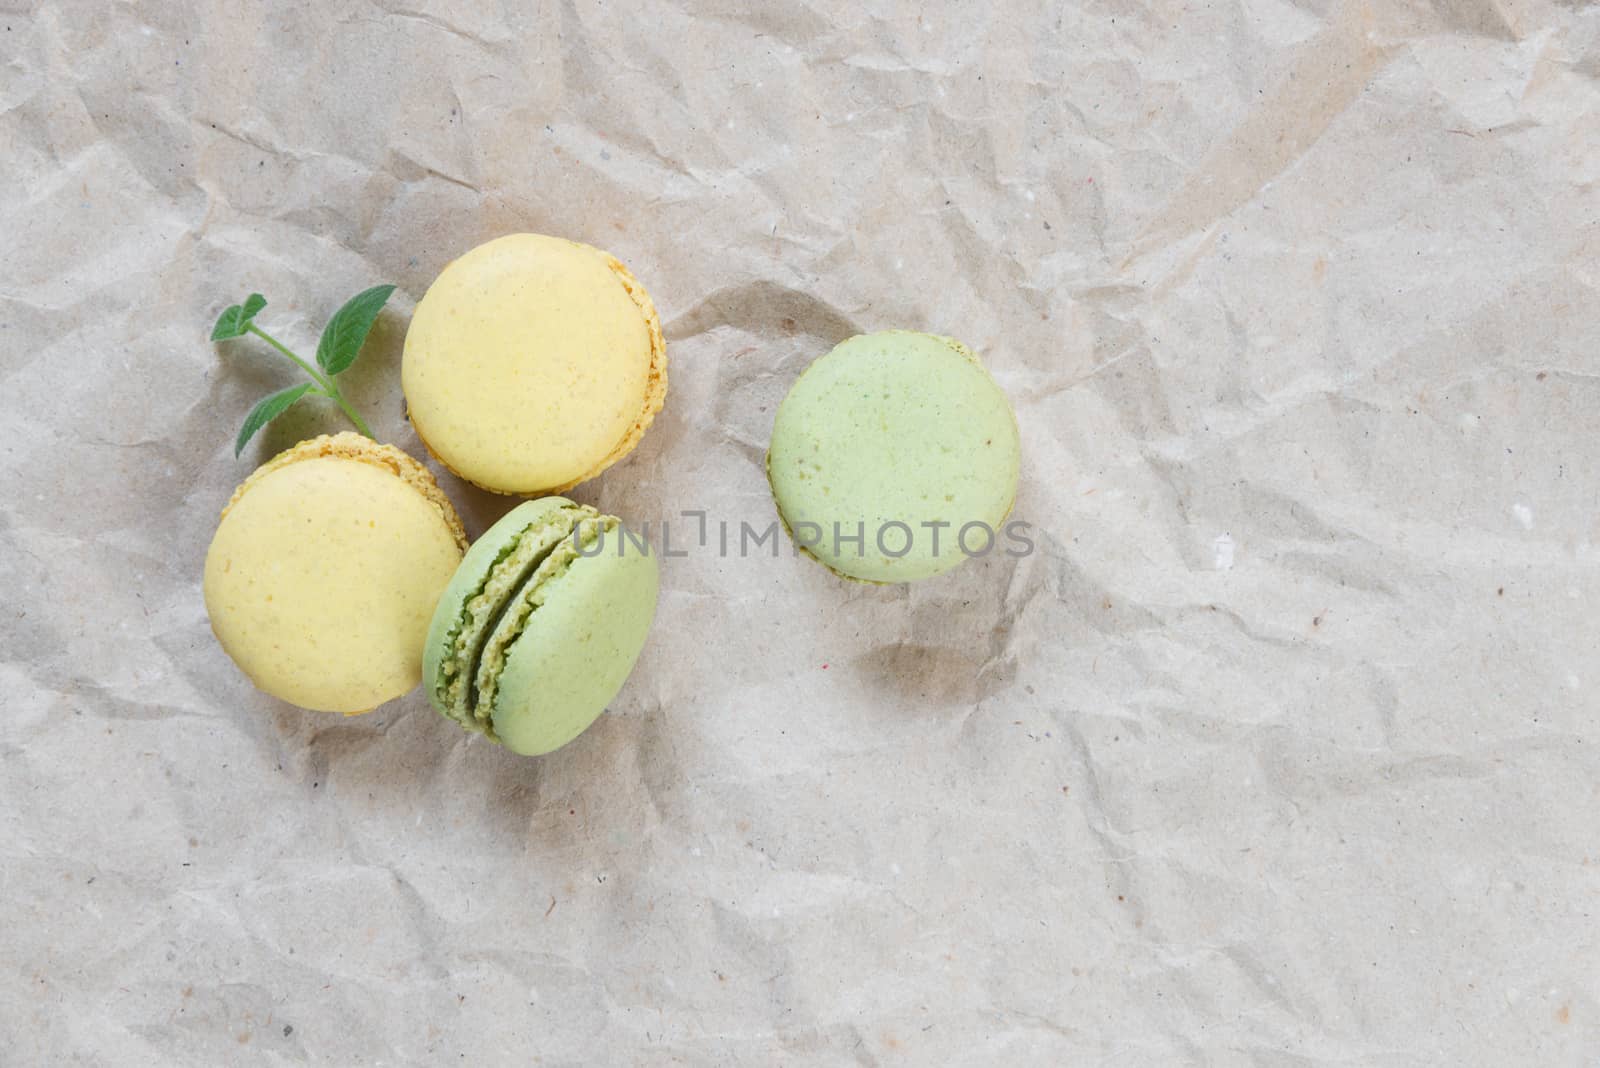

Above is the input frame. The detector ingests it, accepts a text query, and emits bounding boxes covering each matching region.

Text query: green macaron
[422,498,658,756]
[766,330,1020,583]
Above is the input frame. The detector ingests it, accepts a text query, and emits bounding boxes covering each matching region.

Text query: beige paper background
[3,0,1598,1063]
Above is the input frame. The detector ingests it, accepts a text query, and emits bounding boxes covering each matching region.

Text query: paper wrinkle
[4,0,1600,1063]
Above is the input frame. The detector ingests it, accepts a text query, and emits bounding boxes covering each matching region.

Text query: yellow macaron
[203,433,468,714]
[401,233,667,496]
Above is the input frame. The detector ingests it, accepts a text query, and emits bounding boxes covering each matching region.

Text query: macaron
[402,233,667,496]
[423,498,658,756]
[203,433,468,714]
[766,330,1020,583]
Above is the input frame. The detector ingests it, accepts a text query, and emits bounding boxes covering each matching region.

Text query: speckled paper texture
[3,1,1598,1064]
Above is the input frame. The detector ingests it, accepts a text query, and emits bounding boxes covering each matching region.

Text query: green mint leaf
[235,382,315,457]
[211,304,247,340]
[316,284,395,376]
[211,293,267,340]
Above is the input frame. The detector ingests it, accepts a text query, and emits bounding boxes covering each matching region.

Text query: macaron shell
[767,331,1020,583]
[402,233,666,495]
[575,257,667,483]
[222,432,467,549]
[488,532,659,756]
[422,497,592,730]
[204,453,465,713]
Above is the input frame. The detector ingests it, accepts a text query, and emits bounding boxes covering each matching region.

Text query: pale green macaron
[423,498,658,756]
[767,331,1020,582]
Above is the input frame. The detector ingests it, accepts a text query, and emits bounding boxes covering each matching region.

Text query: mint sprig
[211,293,266,340]
[317,285,394,375]
[212,285,396,456]
[235,383,316,457]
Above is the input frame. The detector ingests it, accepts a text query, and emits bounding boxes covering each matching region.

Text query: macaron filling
[473,516,619,737]
[432,504,597,733]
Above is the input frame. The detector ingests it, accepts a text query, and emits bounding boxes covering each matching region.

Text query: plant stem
[247,323,375,439]
[324,392,376,440]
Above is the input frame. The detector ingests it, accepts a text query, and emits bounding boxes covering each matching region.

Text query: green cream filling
[473,516,618,734]
[435,506,597,734]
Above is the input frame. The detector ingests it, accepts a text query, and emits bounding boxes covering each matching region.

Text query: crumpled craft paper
[2,0,1598,1063]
